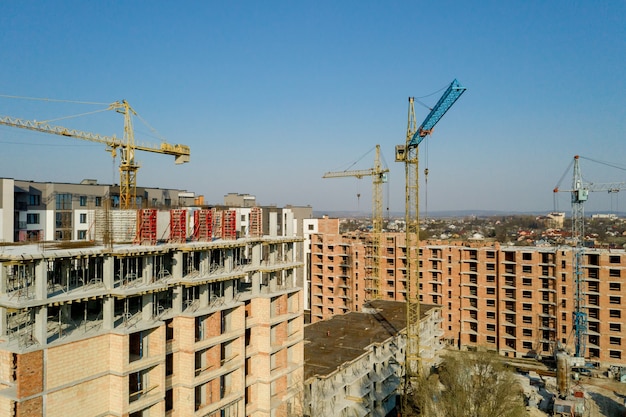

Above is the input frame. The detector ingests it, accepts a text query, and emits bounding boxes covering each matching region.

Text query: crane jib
[408,79,466,148]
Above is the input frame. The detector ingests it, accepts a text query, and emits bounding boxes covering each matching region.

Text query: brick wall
[15,397,42,417]
[46,334,111,389]
[46,375,111,417]
[16,350,42,398]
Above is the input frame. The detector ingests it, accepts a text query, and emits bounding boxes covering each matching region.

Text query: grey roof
[304,300,437,380]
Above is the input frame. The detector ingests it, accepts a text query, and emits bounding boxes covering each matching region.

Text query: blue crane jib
[408,79,467,149]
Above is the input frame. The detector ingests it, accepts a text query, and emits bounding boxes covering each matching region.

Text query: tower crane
[0,100,190,209]
[553,155,626,359]
[323,144,389,300]
[395,79,466,407]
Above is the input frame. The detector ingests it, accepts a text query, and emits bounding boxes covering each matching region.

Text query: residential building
[0,180,306,417]
[0,233,304,417]
[310,227,626,368]
[303,300,443,417]
[0,178,193,243]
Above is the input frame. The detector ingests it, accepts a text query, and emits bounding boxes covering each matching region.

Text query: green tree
[409,351,526,417]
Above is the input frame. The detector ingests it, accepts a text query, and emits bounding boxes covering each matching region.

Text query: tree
[409,351,526,417]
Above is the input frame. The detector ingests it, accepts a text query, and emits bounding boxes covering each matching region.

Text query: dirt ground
[581,376,626,417]
[524,374,626,417]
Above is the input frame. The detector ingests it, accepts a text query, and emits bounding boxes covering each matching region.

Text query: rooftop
[304,300,437,380]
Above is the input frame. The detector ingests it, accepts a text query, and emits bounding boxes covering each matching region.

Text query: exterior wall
[304,305,444,417]
[0,179,14,242]
[311,229,626,367]
[224,193,256,208]
[306,333,404,417]
[302,218,318,312]
[3,179,192,243]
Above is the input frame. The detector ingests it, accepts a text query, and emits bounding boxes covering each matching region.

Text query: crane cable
[413,83,449,222]
[37,108,111,124]
[0,94,109,106]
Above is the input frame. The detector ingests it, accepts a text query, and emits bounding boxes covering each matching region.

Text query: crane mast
[571,156,587,358]
[396,80,466,409]
[0,100,190,209]
[554,155,626,359]
[323,144,389,300]
[113,100,139,210]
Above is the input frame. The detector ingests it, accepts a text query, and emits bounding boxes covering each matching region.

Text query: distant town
[336,212,626,248]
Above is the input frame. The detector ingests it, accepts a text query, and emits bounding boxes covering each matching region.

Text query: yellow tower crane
[395,80,466,410]
[323,144,389,300]
[0,100,190,209]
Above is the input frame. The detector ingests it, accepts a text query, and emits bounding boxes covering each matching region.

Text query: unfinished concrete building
[303,300,443,417]
[0,236,304,417]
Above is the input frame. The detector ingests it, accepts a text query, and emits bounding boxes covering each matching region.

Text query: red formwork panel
[213,209,222,239]
[170,209,187,243]
[135,209,157,245]
[249,206,263,238]
[193,209,213,241]
[222,210,237,240]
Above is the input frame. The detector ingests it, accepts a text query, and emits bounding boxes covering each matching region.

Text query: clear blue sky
[1,1,624,215]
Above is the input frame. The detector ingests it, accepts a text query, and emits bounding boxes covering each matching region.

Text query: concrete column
[226,248,233,272]
[103,255,115,289]
[103,297,115,330]
[0,307,7,338]
[200,250,209,276]
[144,255,153,284]
[61,259,70,292]
[0,263,6,294]
[172,251,183,279]
[35,259,47,300]
[34,305,48,346]
[199,284,208,308]
[172,286,183,314]
[224,280,234,303]
[142,294,153,321]
[251,242,261,267]
[251,243,262,296]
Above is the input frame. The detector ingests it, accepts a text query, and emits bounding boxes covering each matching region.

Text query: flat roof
[304,300,438,380]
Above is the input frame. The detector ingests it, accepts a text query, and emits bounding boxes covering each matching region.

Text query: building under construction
[0,179,305,417]
[307,217,626,368]
[303,300,444,417]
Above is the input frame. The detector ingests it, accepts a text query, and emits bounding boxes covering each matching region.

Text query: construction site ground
[515,364,626,416]
[439,350,626,416]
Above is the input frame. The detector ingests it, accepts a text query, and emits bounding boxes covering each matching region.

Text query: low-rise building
[303,300,443,417]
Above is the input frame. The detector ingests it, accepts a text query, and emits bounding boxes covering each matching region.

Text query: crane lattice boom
[0,100,190,209]
[323,145,389,300]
